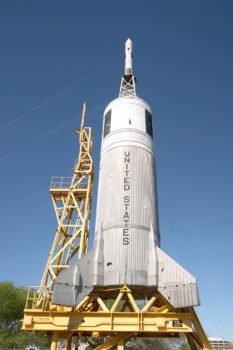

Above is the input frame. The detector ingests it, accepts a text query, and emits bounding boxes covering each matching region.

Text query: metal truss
[23,285,211,350]
[26,103,94,309]
[119,75,136,97]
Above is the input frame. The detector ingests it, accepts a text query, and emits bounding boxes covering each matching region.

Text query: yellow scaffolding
[23,104,211,350]
[26,103,94,310]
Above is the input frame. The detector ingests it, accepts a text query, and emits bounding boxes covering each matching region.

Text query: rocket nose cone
[124,38,133,77]
[125,38,132,47]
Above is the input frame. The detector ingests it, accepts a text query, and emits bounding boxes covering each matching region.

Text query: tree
[0,281,51,349]
[0,281,26,331]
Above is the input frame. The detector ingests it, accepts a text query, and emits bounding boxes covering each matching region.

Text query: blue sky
[0,0,232,340]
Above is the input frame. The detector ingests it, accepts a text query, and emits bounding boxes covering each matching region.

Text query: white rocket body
[94,96,160,286]
[52,39,200,308]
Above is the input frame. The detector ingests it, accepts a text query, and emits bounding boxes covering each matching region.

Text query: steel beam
[50,332,58,350]
[23,309,193,333]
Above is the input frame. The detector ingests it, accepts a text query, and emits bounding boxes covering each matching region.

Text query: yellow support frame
[23,285,211,349]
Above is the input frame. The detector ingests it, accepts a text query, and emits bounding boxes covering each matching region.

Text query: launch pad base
[23,285,211,349]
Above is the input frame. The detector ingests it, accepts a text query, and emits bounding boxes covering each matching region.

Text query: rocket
[52,39,199,308]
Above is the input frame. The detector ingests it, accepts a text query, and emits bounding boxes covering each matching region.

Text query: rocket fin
[52,250,94,307]
[52,228,104,307]
[157,247,200,308]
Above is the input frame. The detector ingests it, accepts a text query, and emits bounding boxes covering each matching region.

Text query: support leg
[189,307,211,350]
[117,340,124,350]
[186,334,197,350]
[66,336,72,350]
[50,331,58,350]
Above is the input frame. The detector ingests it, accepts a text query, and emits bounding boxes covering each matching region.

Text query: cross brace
[23,286,211,349]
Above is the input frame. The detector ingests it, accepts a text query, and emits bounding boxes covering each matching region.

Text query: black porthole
[145,110,153,138]
[104,110,111,138]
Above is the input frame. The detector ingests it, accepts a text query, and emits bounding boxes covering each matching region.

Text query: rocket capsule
[52,39,200,309]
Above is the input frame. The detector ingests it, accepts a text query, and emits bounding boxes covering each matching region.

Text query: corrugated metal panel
[157,247,200,307]
[95,145,158,231]
[103,227,149,285]
[95,138,160,285]
[103,227,149,270]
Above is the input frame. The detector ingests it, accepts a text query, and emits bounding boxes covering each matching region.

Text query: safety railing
[50,176,89,190]
[25,286,50,311]
[50,176,72,189]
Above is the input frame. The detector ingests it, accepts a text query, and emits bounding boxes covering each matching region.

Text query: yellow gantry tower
[25,103,93,310]
[23,104,211,350]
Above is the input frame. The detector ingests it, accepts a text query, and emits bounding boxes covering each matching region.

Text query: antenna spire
[125,38,133,75]
[119,38,136,97]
